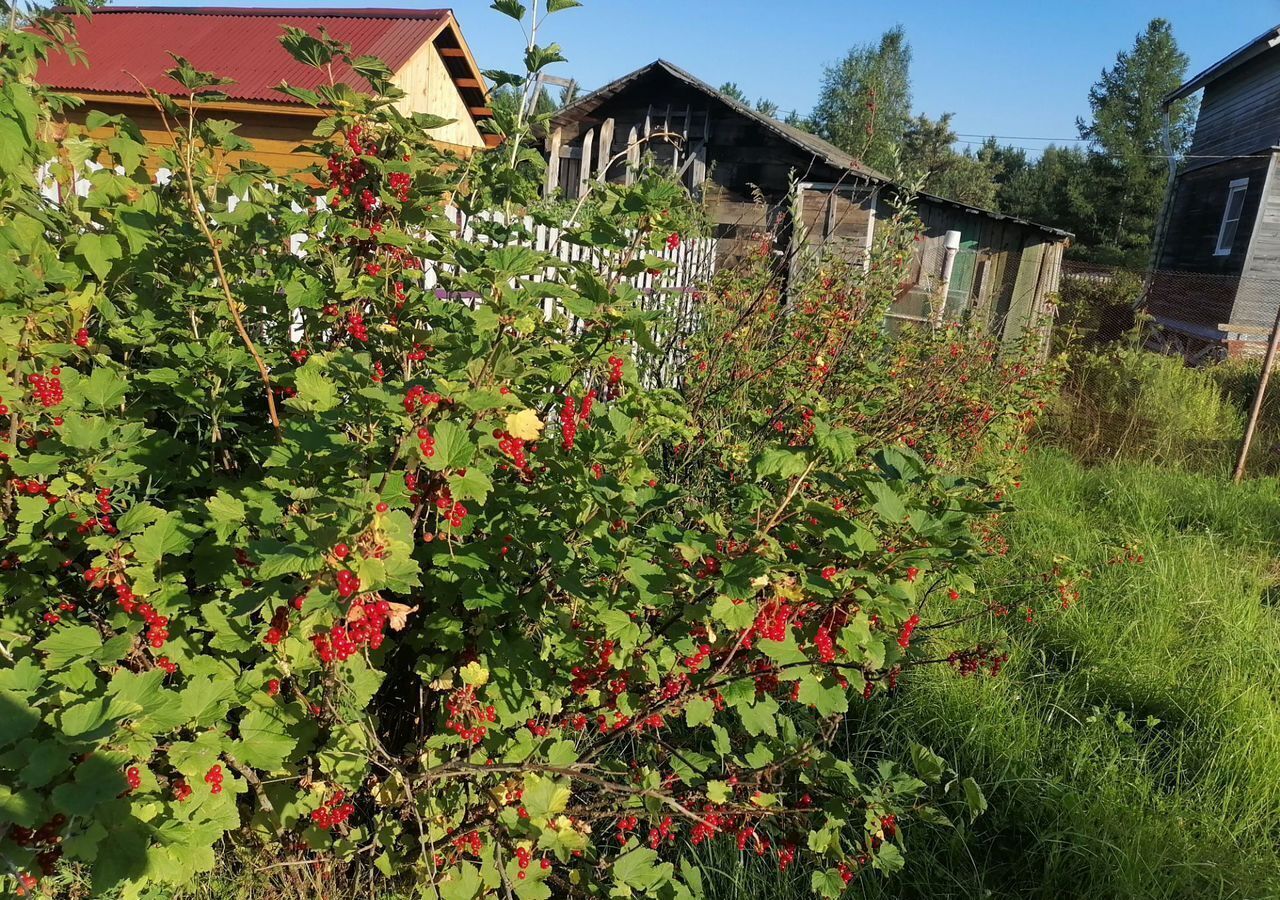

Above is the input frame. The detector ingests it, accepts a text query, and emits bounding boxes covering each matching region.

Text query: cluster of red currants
[434,487,468,528]
[310,789,355,830]
[495,429,531,473]
[29,369,63,407]
[336,569,361,599]
[560,395,577,451]
[387,171,412,203]
[403,385,442,414]
[606,355,624,399]
[204,764,224,795]
[897,614,920,649]
[444,686,496,744]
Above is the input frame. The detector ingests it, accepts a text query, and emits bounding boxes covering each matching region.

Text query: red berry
[334,543,350,560]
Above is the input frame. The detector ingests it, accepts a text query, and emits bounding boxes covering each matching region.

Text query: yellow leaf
[505,408,545,441]
[459,661,489,687]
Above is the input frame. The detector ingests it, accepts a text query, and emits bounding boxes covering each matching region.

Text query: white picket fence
[445,207,715,388]
[41,164,718,389]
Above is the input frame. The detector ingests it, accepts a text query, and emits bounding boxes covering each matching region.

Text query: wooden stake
[1233,303,1280,483]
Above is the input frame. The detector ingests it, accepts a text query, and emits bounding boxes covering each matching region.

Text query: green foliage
[1075,18,1195,265]
[1042,348,1242,469]
[898,113,998,208]
[1052,269,1144,351]
[844,452,1280,900]
[0,7,1050,899]
[809,27,913,173]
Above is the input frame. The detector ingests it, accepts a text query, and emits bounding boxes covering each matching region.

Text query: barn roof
[551,59,892,184]
[552,60,1072,240]
[1166,24,1280,105]
[37,6,489,117]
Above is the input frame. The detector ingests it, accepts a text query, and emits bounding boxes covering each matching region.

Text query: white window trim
[1214,178,1250,256]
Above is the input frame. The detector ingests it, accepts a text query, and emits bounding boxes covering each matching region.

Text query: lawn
[710,451,1280,900]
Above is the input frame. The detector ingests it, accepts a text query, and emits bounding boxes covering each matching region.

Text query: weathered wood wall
[547,68,1069,346]
[1187,51,1280,167]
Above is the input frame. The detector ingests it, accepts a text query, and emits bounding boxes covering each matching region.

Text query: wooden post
[624,127,640,184]
[545,127,562,197]
[597,118,615,181]
[578,129,594,199]
[1233,303,1280,482]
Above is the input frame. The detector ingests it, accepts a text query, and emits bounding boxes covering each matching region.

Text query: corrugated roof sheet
[38,6,452,104]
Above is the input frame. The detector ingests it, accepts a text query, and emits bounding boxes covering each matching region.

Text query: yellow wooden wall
[393,43,485,150]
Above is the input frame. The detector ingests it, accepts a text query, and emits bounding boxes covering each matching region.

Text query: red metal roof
[38,6,454,105]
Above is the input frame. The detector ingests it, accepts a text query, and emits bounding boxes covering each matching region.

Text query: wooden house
[1152,24,1280,357]
[544,60,1071,344]
[36,6,495,175]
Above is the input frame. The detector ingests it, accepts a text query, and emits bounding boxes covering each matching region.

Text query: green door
[945,239,979,319]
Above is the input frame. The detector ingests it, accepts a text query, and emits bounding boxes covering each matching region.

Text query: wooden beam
[469,107,494,118]
[455,77,482,89]
[439,47,467,58]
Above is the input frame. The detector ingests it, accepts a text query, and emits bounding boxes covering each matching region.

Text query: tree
[755,97,780,118]
[718,81,748,104]
[810,26,912,173]
[1077,18,1195,264]
[898,113,999,208]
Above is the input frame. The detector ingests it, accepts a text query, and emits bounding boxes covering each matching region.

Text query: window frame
[1214,177,1251,257]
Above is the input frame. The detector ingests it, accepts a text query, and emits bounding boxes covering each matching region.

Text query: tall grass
[715,452,1280,900]
[1041,348,1244,471]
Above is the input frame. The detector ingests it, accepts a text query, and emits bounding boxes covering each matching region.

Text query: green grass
[717,451,1280,900]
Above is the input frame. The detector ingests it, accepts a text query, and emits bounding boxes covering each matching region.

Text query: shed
[545,60,1072,345]
[37,6,495,174]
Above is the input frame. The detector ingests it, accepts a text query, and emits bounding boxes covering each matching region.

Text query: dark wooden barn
[544,60,1071,345]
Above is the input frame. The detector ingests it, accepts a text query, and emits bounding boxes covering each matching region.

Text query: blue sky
[136,0,1280,155]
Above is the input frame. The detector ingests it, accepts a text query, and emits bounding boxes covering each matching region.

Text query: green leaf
[235,708,298,772]
[424,420,474,471]
[206,491,246,528]
[522,775,571,819]
[756,448,809,479]
[961,776,988,820]
[292,363,340,412]
[81,367,129,408]
[75,232,122,281]
[612,846,671,891]
[490,0,526,21]
[133,512,194,565]
[36,625,103,668]
[448,467,492,504]
[684,696,715,727]
[440,861,484,900]
[546,0,582,11]
[911,744,946,784]
[0,691,39,747]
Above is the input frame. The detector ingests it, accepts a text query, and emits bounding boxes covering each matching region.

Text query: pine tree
[1077,18,1195,264]
[810,26,912,173]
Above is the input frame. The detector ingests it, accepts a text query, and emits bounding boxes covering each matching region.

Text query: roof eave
[1165,24,1280,106]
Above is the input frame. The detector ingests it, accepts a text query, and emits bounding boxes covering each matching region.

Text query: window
[1215,178,1250,256]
